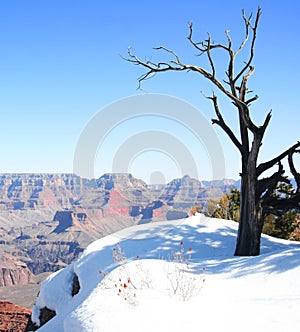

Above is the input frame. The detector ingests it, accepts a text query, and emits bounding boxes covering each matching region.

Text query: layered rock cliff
[0,173,93,211]
[0,173,238,290]
[0,253,34,287]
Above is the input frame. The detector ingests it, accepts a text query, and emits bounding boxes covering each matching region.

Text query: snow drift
[31,214,300,331]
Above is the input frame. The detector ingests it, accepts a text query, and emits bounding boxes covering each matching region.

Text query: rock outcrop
[0,253,34,287]
[159,175,230,209]
[0,300,32,332]
[0,173,94,211]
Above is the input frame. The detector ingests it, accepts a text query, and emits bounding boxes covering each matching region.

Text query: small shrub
[166,241,205,301]
[99,241,206,305]
[189,205,202,216]
[99,243,138,305]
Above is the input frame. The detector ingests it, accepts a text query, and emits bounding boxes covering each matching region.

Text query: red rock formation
[108,190,129,207]
[0,300,32,332]
[102,190,130,217]
[153,209,164,218]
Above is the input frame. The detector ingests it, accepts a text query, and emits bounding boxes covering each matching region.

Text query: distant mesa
[52,211,87,234]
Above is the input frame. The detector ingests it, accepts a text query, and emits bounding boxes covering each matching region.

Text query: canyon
[0,173,238,309]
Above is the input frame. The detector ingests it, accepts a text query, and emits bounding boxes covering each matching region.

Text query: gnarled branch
[257,162,288,204]
[234,6,261,83]
[209,93,242,152]
[288,149,300,192]
[257,141,300,177]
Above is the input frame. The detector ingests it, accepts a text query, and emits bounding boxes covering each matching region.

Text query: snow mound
[31,214,300,332]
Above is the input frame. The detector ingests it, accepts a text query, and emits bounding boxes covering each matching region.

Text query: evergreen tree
[209,184,300,241]
[228,189,240,222]
[205,188,240,222]
[262,183,299,240]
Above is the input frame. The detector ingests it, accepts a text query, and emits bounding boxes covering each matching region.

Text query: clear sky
[0,0,299,183]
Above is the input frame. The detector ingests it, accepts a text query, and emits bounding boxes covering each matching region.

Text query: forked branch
[257,162,288,204]
[257,142,300,177]
[209,93,242,152]
[124,7,261,109]
[123,46,186,89]
[234,6,261,83]
[288,149,300,192]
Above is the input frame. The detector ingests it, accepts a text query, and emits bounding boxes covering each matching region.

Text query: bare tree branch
[123,47,186,89]
[262,191,300,216]
[257,161,300,216]
[246,94,259,105]
[260,111,272,133]
[234,6,261,83]
[263,197,300,216]
[124,8,262,112]
[187,23,230,54]
[257,141,300,177]
[209,93,242,152]
[153,46,183,65]
[257,162,288,203]
[234,9,252,57]
[206,33,216,77]
[239,65,255,102]
[288,149,300,192]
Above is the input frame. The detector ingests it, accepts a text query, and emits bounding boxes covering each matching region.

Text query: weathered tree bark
[124,6,300,256]
[236,163,258,255]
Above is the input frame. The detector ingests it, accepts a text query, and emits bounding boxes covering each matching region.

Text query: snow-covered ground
[31,214,300,331]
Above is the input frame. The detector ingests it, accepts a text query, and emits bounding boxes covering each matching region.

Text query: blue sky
[0,0,299,182]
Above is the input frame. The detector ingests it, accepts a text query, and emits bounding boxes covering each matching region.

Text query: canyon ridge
[0,173,238,308]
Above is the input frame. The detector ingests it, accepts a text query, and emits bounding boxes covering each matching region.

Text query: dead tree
[124,6,300,256]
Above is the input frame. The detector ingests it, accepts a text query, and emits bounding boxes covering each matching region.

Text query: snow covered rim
[73,93,225,182]
[31,214,300,332]
[105,213,211,241]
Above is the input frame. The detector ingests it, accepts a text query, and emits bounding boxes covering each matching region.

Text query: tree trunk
[234,161,261,256]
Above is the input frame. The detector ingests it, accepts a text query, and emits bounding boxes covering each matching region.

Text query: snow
[31,214,300,331]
